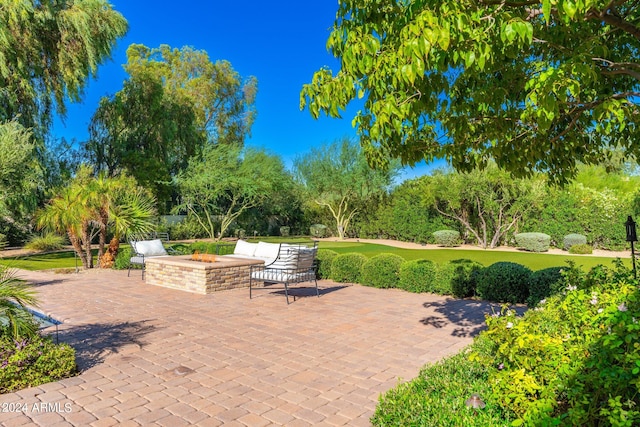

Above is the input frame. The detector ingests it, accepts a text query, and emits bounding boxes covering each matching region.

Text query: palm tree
[37,166,157,269]
[0,267,38,339]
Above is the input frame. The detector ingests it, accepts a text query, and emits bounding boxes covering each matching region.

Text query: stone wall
[145,255,263,294]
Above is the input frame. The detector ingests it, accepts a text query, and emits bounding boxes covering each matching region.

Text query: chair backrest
[131,239,168,257]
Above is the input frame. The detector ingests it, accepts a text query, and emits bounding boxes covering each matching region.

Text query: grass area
[0,238,629,272]
[0,250,98,271]
[318,241,630,271]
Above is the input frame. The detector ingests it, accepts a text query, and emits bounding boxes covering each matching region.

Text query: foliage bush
[330,253,368,283]
[473,261,640,425]
[398,259,437,293]
[476,262,532,304]
[0,334,76,393]
[0,232,7,250]
[113,247,132,270]
[24,233,66,252]
[569,243,593,254]
[433,230,461,247]
[372,347,510,426]
[435,259,483,297]
[315,249,338,280]
[166,215,211,240]
[449,259,484,298]
[361,253,405,289]
[526,266,565,307]
[563,233,587,251]
[310,224,328,238]
[279,226,290,237]
[514,232,550,252]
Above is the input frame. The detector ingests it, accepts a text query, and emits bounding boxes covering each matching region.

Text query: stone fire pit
[144,255,263,294]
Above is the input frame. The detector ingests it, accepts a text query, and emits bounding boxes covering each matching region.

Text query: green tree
[174,145,292,240]
[86,71,203,209]
[86,44,257,209]
[0,0,127,136]
[0,121,43,245]
[294,138,398,239]
[124,44,258,144]
[37,166,156,269]
[423,165,546,248]
[301,1,640,183]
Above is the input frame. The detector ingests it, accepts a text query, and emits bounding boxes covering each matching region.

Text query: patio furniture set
[128,236,319,304]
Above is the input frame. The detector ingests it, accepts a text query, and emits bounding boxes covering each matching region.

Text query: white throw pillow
[254,241,280,259]
[135,239,168,257]
[234,239,258,257]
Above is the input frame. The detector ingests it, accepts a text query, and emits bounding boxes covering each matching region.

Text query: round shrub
[279,226,290,237]
[361,253,405,289]
[113,247,132,270]
[315,249,338,280]
[398,259,437,293]
[433,259,483,296]
[432,230,461,247]
[476,262,532,304]
[310,224,328,238]
[330,253,368,283]
[449,259,484,298]
[563,233,587,251]
[568,243,593,254]
[514,232,551,252]
[526,266,565,307]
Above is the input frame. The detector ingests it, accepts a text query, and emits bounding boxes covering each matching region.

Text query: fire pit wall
[145,255,264,294]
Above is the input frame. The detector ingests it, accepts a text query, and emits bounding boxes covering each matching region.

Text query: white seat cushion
[234,239,258,257]
[134,239,168,257]
[254,242,280,260]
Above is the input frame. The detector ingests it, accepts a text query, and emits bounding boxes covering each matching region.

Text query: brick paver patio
[0,268,498,426]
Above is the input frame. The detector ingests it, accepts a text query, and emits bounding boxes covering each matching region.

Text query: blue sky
[52,1,435,179]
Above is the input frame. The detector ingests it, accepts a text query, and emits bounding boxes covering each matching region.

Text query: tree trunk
[99,236,120,269]
[67,230,88,269]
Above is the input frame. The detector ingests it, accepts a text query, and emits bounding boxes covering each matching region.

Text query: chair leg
[314,278,319,298]
[284,282,290,304]
[249,277,253,299]
[127,265,131,277]
[141,265,145,280]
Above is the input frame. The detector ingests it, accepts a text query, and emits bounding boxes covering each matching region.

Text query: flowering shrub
[0,334,76,393]
[472,261,640,425]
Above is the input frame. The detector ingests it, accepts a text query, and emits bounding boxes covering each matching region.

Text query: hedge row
[318,250,566,306]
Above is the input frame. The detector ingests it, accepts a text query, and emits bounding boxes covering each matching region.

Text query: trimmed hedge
[433,230,460,247]
[569,243,593,254]
[435,259,484,297]
[330,253,368,283]
[361,253,405,289]
[398,259,438,293]
[514,232,550,252]
[526,266,565,307]
[563,233,587,251]
[315,249,338,280]
[476,262,532,304]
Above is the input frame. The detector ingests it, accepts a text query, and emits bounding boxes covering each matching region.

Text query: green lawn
[0,250,98,271]
[0,239,630,272]
[318,241,630,271]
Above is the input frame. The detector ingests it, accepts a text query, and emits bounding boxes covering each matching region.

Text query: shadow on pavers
[55,320,156,370]
[420,299,525,338]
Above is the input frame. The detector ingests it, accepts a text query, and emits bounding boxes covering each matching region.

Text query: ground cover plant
[0,267,76,393]
[372,261,640,426]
